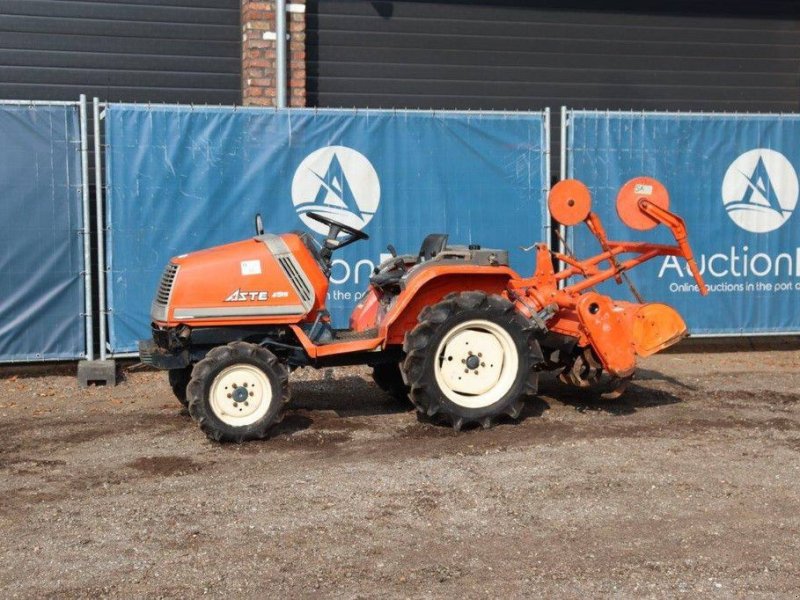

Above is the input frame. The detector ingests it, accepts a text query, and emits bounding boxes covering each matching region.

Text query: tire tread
[401,291,543,431]
[187,342,290,443]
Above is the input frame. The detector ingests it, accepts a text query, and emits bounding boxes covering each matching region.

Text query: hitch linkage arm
[638,199,708,296]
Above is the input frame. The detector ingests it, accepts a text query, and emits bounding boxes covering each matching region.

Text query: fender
[287,264,519,357]
[380,264,519,345]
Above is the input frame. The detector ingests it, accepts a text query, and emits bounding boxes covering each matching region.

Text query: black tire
[168,366,193,407]
[187,342,290,443]
[402,291,543,431]
[371,362,411,403]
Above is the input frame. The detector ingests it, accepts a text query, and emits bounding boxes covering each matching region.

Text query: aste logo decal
[225,289,269,302]
[722,149,798,234]
[291,146,380,237]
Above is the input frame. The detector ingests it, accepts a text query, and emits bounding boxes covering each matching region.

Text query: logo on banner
[291,146,381,236]
[721,148,798,233]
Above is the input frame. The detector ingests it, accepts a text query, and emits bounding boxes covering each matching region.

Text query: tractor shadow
[287,375,412,417]
[272,368,686,438]
[636,367,698,391]
[282,373,552,435]
[517,395,551,421]
[268,375,412,438]
[537,372,685,416]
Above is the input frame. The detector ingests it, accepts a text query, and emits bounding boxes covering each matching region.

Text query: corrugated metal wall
[307,0,800,113]
[0,0,241,103]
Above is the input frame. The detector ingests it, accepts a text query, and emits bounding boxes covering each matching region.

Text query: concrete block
[77,359,117,387]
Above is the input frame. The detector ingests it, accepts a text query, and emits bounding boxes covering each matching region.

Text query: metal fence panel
[0,103,86,361]
[566,109,800,335]
[104,105,549,353]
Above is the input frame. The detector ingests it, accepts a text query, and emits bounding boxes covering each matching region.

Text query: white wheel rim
[209,364,273,427]
[433,319,519,409]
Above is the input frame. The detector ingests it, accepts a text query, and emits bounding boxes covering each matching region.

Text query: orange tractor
[140,176,707,442]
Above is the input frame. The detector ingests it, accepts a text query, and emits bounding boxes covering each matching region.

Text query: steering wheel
[304,212,369,271]
[306,212,369,242]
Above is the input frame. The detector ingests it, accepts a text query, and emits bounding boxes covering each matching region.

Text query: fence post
[93,98,108,361]
[543,107,551,241]
[76,96,116,387]
[78,94,94,362]
[556,105,568,277]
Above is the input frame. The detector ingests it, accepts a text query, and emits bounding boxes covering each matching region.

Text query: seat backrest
[418,233,448,261]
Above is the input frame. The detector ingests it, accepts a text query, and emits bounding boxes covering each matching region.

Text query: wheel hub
[465,354,480,370]
[232,386,249,403]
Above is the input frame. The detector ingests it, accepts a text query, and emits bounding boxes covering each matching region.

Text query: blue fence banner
[0,104,86,361]
[566,110,800,335]
[105,105,549,353]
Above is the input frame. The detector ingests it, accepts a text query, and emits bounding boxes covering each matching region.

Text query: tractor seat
[418,233,448,261]
[370,233,449,291]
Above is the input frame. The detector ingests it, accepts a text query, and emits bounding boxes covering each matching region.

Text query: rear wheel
[371,362,410,403]
[187,342,290,443]
[402,292,542,431]
[168,366,192,407]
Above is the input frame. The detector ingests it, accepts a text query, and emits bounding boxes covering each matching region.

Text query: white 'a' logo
[291,146,380,236]
[721,148,798,233]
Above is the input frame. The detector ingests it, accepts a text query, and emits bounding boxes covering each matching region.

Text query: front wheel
[168,366,193,407]
[402,292,542,431]
[187,342,290,443]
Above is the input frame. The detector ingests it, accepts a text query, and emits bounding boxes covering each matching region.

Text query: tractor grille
[278,256,312,303]
[155,263,179,306]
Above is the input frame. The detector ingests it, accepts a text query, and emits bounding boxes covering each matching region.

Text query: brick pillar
[241,0,306,107]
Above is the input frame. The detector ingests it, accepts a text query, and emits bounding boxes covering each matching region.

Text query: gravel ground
[1,346,799,598]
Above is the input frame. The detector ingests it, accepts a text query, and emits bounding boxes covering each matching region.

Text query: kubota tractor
[140,176,707,442]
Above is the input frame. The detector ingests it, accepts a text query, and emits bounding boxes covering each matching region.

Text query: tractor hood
[150,233,327,326]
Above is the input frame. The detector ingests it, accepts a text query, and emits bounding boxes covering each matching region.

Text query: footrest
[316,328,380,345]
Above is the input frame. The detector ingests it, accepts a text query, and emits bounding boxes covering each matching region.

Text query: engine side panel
[280,233,329,316]
[154,235,323,327]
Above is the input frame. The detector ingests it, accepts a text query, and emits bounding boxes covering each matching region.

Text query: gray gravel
[1,347,799,598]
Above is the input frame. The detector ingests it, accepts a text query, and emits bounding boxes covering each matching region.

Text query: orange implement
[548,179,592,226]
[632,303,688,356]
[616,176,670,231]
